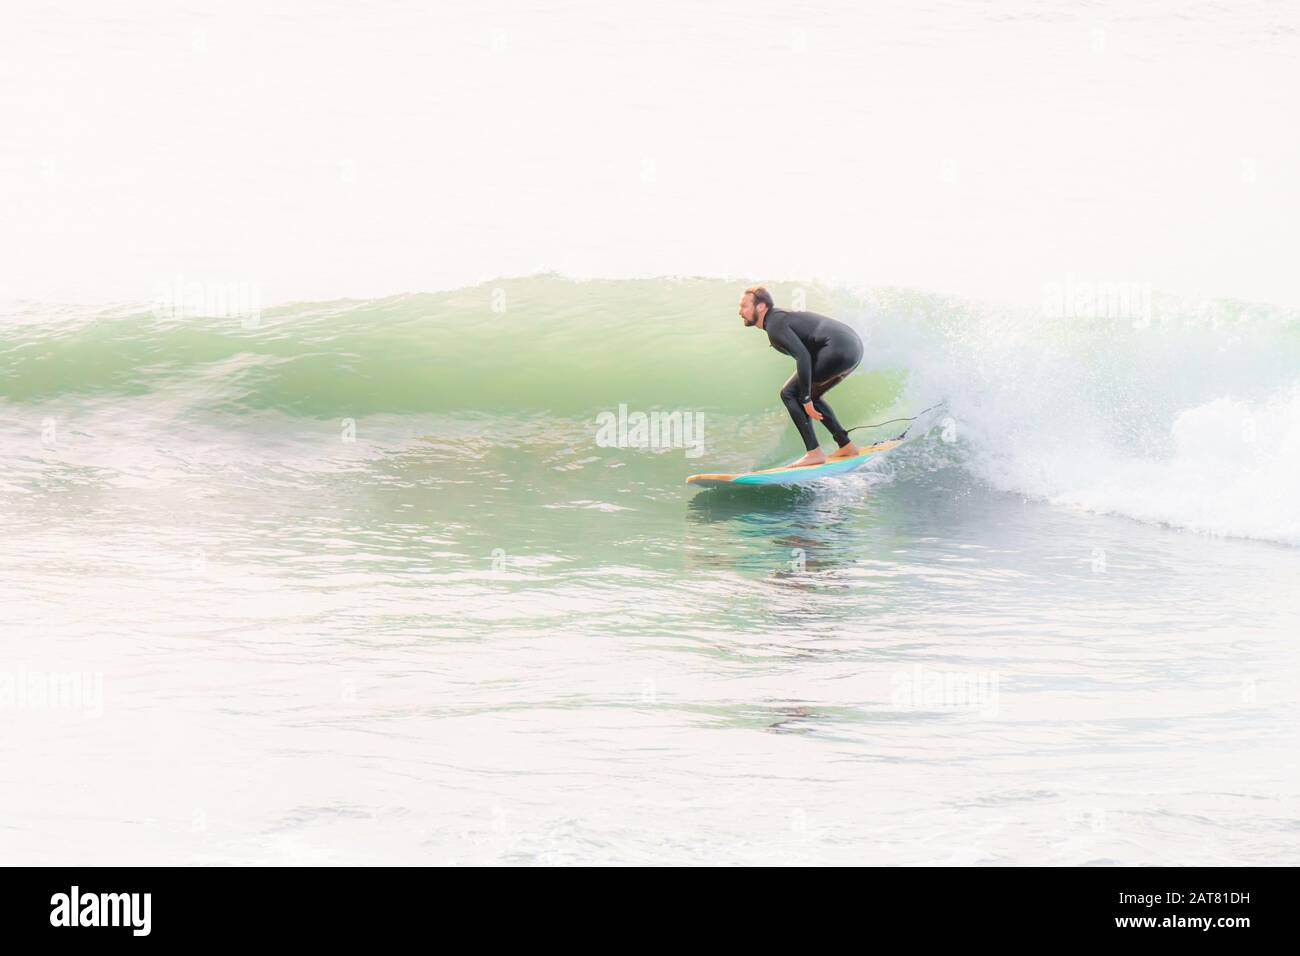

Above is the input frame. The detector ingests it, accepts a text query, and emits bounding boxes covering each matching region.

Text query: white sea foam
[849,290,1300,545]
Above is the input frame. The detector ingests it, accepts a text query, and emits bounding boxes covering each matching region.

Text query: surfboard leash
[845,401,946,441]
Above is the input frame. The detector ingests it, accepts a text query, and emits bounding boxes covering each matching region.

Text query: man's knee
[779,381,800,402]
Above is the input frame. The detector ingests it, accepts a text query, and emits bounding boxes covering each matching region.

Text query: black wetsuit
[764,308,864,452]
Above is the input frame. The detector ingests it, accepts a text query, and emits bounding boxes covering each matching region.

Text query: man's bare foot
[788,449,827,468]
[828,442,861,460]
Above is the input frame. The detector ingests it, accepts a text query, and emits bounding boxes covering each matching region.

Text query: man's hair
[744,285,774,313]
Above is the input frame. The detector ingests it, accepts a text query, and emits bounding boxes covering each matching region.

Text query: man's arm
[769,320,814,404]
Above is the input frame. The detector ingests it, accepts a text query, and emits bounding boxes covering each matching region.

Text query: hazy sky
[2,0,1297,306]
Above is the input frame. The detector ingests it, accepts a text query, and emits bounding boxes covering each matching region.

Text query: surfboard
[686,439,903,488]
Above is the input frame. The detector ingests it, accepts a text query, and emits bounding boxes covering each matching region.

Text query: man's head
[739,285,774,327]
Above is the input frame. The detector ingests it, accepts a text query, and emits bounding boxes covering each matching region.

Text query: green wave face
[0,276,905,425]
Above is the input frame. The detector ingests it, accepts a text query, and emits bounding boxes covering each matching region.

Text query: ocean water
[3,275,1298,865]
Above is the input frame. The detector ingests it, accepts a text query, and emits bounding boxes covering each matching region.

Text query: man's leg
[810,335,863,457]
[811,373,854,449]
[779,373,820,452]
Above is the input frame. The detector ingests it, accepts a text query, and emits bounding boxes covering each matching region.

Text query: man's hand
[803,401,823,421]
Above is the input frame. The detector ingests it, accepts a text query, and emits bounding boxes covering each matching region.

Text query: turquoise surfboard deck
[686,439,903,489]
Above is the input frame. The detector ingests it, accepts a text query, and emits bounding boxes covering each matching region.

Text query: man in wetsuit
[739,285,864,468]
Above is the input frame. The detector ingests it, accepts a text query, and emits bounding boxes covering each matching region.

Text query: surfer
[739,286,864,468]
